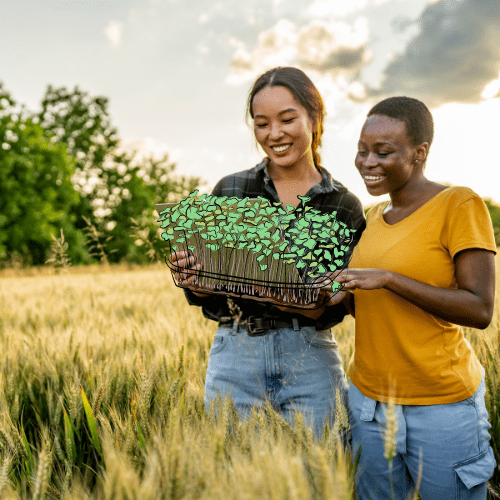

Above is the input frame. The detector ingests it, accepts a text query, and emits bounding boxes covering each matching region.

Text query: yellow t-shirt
[348,186,497,405]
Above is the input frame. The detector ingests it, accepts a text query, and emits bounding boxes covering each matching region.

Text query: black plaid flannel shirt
[183,159,366,330]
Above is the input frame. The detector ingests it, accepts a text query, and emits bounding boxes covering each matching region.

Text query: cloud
[302,0,384,19]
[363,0,500,107]
[304,0,368,18]
[104,20,124,48]
[226,17,371,85]
[297,17,371,73]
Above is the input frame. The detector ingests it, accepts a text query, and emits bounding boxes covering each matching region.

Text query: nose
[364,152,379,168]
[269,122,284,140]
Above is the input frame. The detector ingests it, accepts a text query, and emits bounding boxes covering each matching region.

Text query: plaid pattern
[183,159,366,330]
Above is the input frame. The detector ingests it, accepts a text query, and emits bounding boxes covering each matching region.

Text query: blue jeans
[348,376,496,499]
[204,322,348,438]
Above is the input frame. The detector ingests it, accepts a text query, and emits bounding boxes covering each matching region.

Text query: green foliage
[159,191,354,299]
[45,228,72,272]
[37,84,204,264]
[101,150,203,263]
[0,83,86,265]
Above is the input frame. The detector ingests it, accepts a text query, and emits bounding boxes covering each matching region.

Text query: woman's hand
[269,286,350,320]
[333,268,392,290]
[169,250,210,297]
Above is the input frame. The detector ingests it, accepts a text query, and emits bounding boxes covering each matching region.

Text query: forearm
[385,272,491,329]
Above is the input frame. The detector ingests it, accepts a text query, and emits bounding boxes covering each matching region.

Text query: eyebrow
[358,141,393,147]
[254,108,298,119]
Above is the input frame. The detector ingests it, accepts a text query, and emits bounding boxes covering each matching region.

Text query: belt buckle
[246,316,268,336]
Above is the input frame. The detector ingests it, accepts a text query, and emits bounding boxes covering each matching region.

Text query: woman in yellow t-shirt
[329,97,497,499]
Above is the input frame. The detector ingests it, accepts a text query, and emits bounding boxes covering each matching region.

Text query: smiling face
[355,114,428,196]
[251,85,316,172]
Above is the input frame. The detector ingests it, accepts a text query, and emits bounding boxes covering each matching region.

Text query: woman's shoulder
[434,185,484,210]
[211,160,268,197]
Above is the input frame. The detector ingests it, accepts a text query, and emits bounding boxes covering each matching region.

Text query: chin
[366,186,388,196]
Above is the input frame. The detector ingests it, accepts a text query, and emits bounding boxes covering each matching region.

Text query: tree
[0,83,85,266]
[38,85,204,263]
[98,149,203,262]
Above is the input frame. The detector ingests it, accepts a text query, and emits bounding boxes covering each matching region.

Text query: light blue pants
[348,377,496,499]
[205,323,348,438]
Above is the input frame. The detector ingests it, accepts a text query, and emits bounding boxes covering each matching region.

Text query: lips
[362,173,386,185]
[270,144,291,154]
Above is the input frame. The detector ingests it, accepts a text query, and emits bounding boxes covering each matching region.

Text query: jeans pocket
[454,447,496,495]
[302,327,338,349]
[209,333,228,355]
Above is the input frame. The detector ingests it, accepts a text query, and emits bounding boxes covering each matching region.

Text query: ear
[414,142,429,164]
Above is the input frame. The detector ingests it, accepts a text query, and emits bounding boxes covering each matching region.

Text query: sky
[1,0,500,207]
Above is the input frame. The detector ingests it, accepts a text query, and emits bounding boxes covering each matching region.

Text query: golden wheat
[0,254,498,498]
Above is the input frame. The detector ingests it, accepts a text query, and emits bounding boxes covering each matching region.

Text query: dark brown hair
[368,96,434,148]
[246,67,325,170]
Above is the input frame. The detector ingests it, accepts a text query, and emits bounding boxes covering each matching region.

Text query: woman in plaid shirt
[171,67,365,438]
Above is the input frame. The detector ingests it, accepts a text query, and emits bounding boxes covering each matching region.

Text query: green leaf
[81,387,101,455]
[64,409,77,463]
[304,239,316,250]
[20,425,35,477]
[135,415,146,451]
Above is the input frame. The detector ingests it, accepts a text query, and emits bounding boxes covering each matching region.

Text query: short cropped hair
[367,96,434,148]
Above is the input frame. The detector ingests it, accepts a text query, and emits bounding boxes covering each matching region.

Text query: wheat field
[0,255,498,499]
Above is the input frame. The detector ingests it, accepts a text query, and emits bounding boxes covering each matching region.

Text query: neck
[267,155,319,183]
[389,175,431,208]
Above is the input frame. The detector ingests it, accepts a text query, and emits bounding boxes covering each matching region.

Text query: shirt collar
[255,157,343,195]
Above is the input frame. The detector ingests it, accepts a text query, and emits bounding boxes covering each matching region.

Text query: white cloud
[227,17,371,86]
[302,0,392,19]
[297,17,371,73]
[481,73,500,99]
[226,19,298,85]
[198,12,210,23]
[104,20,124,48]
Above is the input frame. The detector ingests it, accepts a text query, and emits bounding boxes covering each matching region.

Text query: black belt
[219,315,315,336]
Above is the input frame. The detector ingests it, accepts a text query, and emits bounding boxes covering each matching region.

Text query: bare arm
[335,249,496,329]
